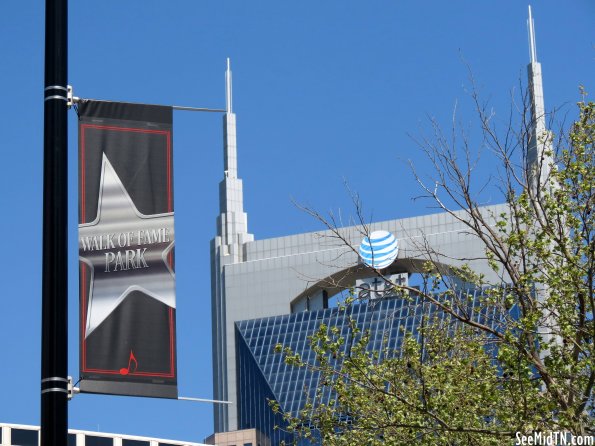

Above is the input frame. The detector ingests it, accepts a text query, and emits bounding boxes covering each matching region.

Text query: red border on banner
[80,123,175,378]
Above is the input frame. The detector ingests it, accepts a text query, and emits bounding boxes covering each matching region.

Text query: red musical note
[119,350,138,375]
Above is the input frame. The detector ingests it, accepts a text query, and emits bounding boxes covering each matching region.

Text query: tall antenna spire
[223,58,237,179]
[526,5,559,359]
[527,5,537,63]
[212,59,254,432]
[526,5,552,195]
[226,57,233,114]
[216,58,252,248]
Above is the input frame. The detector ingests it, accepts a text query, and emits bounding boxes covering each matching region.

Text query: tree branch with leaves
[272,90,594,444]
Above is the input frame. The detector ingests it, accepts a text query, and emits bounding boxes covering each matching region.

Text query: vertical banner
[78,100,177,398]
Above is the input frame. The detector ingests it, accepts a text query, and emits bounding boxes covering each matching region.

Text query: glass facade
[236,326,291,446]
[236,292,500,443]
[236,295,428,444]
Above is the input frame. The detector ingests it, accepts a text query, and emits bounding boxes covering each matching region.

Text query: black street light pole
[41,0,68,444]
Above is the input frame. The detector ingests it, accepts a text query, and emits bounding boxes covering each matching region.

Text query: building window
[122,440,150,446]
[84,435,113,446]
[244,443,253,446]
[68,433,77,446]
[11,429,39,446]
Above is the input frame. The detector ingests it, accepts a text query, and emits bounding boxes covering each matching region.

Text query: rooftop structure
[0,423,208,446]
[205,428,270,446]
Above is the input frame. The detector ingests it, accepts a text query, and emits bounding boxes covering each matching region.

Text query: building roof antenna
[226,57,233,114]
[527,5,537,63]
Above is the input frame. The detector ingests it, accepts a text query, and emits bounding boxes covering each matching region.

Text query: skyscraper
[210,7,550,438]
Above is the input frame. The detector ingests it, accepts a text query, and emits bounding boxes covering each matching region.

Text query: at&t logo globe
[358,230,399,269]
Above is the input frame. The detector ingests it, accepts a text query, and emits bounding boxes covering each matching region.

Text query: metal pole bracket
[66,85,77,109]
[67,376,80,401]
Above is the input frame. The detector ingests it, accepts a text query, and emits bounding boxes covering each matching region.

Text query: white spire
[526,5,553,195]
[226,57,233,114]
[526,6,560,360]
[527,5,537,63]
[217,58,253,250]
[223,58,237,180]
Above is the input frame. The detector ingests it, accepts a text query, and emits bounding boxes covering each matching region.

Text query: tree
[272,92,594,445]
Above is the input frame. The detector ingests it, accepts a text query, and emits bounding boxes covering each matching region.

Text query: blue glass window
[84,435,113,446]
[11,429,38,446]
[122,440,150,446]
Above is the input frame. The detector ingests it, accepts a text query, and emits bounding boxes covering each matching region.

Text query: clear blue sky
[0,0,593,443]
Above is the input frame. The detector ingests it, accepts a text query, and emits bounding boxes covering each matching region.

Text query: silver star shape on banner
[79,154,175,338]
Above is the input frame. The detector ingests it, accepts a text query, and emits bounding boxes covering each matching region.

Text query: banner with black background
[78,100,177,399]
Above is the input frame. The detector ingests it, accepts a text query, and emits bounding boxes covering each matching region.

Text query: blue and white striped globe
[358,230,399,269]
